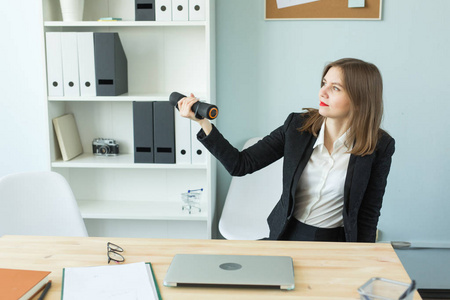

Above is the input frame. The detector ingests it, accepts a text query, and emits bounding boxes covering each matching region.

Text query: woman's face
[318,67,352,122]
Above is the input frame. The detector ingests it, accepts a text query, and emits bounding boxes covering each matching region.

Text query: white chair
[219,137,283,240]
[0,171,88,237]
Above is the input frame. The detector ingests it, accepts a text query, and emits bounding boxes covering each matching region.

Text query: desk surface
[0,235,421,300]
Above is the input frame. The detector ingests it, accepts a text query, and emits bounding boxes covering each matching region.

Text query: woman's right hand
[178,93,202,121]
[178,93,212,135]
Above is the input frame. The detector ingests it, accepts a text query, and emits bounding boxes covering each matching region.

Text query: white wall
[0,1,49,177]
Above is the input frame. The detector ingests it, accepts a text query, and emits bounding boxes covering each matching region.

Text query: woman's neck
[323,118,350,154]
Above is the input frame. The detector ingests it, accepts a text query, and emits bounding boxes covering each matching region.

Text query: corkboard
[265,0,382,20]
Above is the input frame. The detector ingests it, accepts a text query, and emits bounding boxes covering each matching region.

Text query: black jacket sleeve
[197,114,296,176]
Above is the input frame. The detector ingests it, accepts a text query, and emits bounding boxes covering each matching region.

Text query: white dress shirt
[293,121,352,228]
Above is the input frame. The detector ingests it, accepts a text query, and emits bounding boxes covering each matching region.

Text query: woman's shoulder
[376,129,395,155]
[285,111,311,125]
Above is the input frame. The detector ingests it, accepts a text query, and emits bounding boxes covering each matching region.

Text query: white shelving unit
[40,0,216,239]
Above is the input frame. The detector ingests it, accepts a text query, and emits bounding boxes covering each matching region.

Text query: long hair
[299,58,384,156]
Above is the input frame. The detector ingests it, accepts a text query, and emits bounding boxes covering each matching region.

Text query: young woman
[178,58,395,242]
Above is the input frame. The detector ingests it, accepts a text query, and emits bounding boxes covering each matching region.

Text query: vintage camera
[92,138,119,156]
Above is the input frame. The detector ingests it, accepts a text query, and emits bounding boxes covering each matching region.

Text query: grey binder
[135,0,156,21]
[133,101,154,163]
[153,101,175,164]
[94,33,128,96]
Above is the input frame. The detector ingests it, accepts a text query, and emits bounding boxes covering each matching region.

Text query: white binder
[77,32,96,97]
[172,0,189,21]
[190,120,207,165]
[175,111,191,164]
[189,0,206,21]
[45,32,64,97]
[155,0,172,21]
[61,32,80,97]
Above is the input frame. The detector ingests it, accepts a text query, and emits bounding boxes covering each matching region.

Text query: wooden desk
[0,235,421,299]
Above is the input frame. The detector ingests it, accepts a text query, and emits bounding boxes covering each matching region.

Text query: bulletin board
[265,0,383,20]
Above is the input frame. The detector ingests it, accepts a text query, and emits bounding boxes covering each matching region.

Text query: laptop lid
[163,254,295,290]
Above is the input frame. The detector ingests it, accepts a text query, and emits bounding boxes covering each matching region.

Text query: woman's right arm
[177,95,292,176]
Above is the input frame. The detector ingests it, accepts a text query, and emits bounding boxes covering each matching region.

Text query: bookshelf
[40,0,216,239]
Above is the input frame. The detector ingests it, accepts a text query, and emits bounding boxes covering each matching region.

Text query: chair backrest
[219,137,283,240]
[0,171,88,237]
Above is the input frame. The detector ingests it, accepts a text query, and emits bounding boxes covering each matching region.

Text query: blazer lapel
[288,132,316,213]
[344,154,375,214]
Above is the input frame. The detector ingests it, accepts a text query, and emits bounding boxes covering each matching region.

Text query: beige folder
[52,114,83,161]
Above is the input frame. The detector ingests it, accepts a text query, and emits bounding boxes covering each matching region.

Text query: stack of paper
[61,262,161,300]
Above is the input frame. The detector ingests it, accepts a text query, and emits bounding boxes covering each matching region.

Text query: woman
[178,58,395,242]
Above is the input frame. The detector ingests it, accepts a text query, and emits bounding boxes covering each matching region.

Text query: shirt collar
[313,121,352,151]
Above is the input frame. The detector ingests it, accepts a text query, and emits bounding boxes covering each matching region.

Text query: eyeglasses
[107,242,125,264]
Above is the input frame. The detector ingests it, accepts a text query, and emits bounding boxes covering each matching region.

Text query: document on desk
[61,262,161,300]
[276,0,318,9]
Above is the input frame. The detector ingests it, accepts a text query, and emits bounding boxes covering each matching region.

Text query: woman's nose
[319,85,328,98]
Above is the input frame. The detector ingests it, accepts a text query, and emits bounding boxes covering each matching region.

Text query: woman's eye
[333,86,340,91]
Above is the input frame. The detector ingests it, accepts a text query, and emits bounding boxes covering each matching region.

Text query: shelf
[78,200,207,221]
[52,153,207,169]
[44,21,206,27]
[48,92,207,102]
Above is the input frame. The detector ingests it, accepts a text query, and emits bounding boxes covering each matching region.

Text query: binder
[77,32,96,97]
[135,0,156,21]
[153,101,175,164]
[189,0,206,21]
[191,120,207,164]
[94,32,128,96]
[172,0,189,21]
[133,101,154,163]
[155,0,172,21]
[45,32,64,97]
[175,110,191,164]
[61,32,80,97]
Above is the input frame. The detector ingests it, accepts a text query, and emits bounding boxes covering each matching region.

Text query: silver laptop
[163,254,295,290]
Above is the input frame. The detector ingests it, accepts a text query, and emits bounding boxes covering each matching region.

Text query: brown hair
[299,58,384,156]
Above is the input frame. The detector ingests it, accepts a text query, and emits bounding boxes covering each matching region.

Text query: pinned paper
[276,0,318,9]
[348,0,365,8]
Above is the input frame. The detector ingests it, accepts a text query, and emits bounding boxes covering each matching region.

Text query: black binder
[153,101,175,163]
[135,0,156,21]
[133,101,154,163]
[94,33,128,96]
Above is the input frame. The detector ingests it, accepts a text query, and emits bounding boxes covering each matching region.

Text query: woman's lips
[320,101,329,107]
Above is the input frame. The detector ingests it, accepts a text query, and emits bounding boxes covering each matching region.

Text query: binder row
[137,0,206,21]
[46,32,128,97]
[133,101,206,165]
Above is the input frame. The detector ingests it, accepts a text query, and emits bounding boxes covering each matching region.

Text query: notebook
[61,262,161,300]
[163,254,295,290]
[0,268,50,300]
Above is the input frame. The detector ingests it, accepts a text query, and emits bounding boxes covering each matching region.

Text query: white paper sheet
[276,0,319,9]
[62,262,158,300]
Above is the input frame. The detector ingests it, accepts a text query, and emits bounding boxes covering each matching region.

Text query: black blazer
[198,113,395,242]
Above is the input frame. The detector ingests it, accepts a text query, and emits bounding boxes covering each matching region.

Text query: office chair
[219,137,283,240]
[0,171,88,237]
